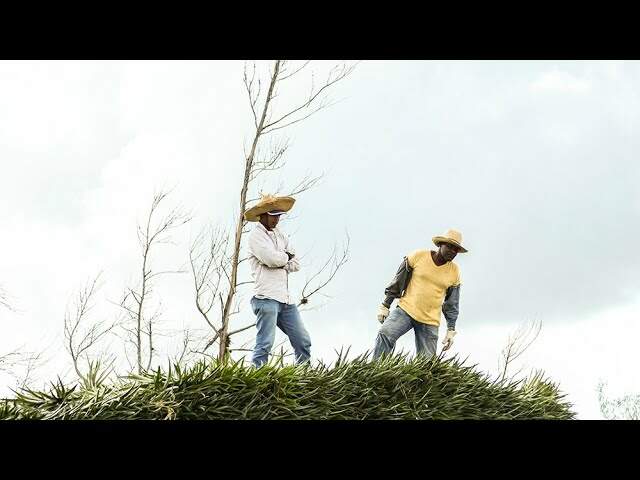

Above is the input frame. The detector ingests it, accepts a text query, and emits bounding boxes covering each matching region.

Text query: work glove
[377,305,390,323]
[441,330,457,351]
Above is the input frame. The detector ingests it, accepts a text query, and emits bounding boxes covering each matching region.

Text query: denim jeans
[251,296,312,367]
[373,306,439,359]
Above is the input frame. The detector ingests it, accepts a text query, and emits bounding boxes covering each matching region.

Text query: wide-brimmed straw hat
[432,228,468,253]
[243,194,295,222]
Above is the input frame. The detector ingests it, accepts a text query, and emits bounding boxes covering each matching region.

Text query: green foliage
[0,353,574,420]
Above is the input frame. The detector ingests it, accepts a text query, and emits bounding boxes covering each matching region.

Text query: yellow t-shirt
[398,249,461,327]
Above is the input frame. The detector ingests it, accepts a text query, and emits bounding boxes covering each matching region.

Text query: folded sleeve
[383,256,413,308]
[442,285,460,330]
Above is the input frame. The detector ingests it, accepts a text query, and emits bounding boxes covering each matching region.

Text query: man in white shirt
[244,194,311,367]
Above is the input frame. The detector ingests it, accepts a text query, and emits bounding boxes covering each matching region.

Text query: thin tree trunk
[218,61,281,362]
[137,244,149,373]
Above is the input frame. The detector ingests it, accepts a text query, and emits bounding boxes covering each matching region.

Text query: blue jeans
[251,297,312,367]
[373,306,439,360]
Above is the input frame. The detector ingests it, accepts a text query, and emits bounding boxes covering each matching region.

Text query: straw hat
[432,228,468,253]
[243,194,295,222]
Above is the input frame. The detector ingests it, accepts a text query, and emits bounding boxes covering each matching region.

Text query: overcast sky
[1,60,638,419]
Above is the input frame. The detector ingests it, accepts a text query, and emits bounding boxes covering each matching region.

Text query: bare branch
[285,173,325,197]
[127,287,142,307]
[249,137,291,181]
[0,284,14,312]
[146,269,188,281]
[299,232,350,307]
[121,189,192,374]
[243,61,259,129]
[173,329,195,366]
[203,332,220,352]
[146,319,154,372]
[277,60,311,81]
[109,298,139,318]
[228,322,256,337]
[498,319,543,382]
[15,350,44,389]
[64,272,118,383]
[262,62,355,133]
[263,100,333,135]
[0,347,44,388]
[598,381,640,420]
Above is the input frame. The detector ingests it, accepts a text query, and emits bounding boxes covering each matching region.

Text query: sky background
[1,60,639,419]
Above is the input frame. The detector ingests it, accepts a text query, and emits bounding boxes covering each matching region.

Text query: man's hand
[377,305,390,323]
[441,330,457,351]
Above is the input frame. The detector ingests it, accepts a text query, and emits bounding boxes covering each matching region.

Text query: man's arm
[442,285,460,331]
[282,234,300,273]
[248,230,289,268]
[382,257,413,308]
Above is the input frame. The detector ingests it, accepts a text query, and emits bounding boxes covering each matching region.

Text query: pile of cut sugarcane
[0,353,574,420]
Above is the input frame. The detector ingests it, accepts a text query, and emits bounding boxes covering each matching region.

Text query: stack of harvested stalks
[0,353,574,420]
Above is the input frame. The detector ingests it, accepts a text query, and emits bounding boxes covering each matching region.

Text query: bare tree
[297,234,350,310]
[188,226,229,352]
[498,319,542,382]
[161,327,202,368]
[174,329,194,366]
[14,351,43,390]
[0,284,14,312]
[191,60,355,362]
[64,272,118,384]
[597,381,640,420]
[0,345,44,394]
[117,189,192,374]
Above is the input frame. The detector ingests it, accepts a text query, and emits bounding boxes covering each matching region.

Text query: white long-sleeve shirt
[247,222,300,304]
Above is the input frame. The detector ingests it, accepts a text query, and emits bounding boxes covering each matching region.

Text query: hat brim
[432,236,468,253]
[244,197,295,222]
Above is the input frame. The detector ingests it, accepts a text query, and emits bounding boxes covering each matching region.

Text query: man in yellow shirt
[373,229,467,360]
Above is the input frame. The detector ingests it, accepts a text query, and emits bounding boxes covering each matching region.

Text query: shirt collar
[256,222,276,235]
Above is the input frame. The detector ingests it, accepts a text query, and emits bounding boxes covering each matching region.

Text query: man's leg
[373,307,413,360]
[251,297,280,367]
[412,321,439,359]
[277,303,311,364]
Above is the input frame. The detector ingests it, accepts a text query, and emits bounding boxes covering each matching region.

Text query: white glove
[377,305,390,323]
[441,330,457,351]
